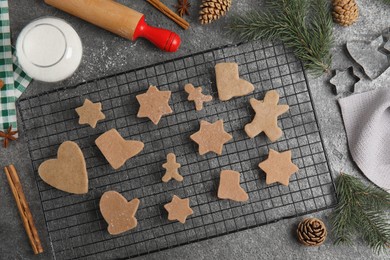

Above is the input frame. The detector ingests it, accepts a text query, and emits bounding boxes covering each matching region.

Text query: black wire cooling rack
[17,40,336,260]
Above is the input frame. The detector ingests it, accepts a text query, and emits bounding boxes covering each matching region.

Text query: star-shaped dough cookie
[75,99,105,128]
[258,149,299,186]
[190,120,233,155]
[136,85,173,125]
[245,90,289,142]
[164,195,193,223]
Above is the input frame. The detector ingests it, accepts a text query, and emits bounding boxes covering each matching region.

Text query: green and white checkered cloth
[13,47,31,99]
[0,0,32,132]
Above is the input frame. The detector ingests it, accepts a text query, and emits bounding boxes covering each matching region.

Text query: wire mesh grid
[17,40,336,260]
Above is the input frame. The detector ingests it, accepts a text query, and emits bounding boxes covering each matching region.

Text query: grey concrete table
[1,0,389,259]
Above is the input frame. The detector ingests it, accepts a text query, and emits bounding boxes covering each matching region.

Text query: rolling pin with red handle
[44,0,181,52]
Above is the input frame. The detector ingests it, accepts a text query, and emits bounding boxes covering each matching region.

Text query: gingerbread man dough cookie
[184,83,213,111]
[162,153,183,182]
[245,90,289,142]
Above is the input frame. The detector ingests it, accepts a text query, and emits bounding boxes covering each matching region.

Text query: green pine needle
[228,0,333,76]
[331,173,390,253]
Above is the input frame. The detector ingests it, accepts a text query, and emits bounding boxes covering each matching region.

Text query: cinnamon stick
[146,0,190,30]
[5,165,43,255]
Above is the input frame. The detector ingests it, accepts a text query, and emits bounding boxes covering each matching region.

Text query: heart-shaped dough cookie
[38,141,88,194]
[100,191,140,235]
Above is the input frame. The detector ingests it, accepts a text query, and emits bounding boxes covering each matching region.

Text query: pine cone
[297,218,327,246]
[332,0,359,26]
[199,0,232,25]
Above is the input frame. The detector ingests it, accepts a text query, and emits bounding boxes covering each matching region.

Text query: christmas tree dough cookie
[215,63,254,101]
[164,195,193,224]
[75,99,105,128]
[258,149,299,186]
[190,119,233,155]
[218,170,249,202]
[95,129,144,169]
[38,141,88,194]
[100,191,140,235]
[245,90,289,142]
[136,85,173,125]
[162,153,183,182]
[184,83,213,111]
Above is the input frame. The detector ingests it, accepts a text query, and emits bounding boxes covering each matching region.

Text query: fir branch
[332,173,356,245]
[353,209,390,253]
[331,173,390,253]
[229,0,333,76]
[355,184,390,211]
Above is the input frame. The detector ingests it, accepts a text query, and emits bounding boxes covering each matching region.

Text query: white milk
[16,17,83,82]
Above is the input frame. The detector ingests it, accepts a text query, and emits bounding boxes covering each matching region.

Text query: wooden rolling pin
[44,0,181,52]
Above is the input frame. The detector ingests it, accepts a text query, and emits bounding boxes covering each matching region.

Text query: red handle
[133,16,180,52]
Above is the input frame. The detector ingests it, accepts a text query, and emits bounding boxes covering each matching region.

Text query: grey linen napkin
[339,87,390,192]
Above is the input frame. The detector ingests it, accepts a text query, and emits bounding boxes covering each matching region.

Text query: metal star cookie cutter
[346,28,390,79]
[329,67,361,95]
[383,27,390,52]
[384,41,390,52]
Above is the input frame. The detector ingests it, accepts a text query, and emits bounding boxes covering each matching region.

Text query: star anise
[0,125,18,148]
[175,0,190,17]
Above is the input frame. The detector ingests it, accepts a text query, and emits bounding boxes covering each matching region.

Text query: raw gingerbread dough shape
[75,99,106,128]
[184,83,213,111]
[218,170,249,202]
[162,153,183,182]
[95,129,144,169]
[190,119,233,155]
[258,149,299,186]
[245,90,289,142]
[136,85,173,125]
[100,191,140,235]
[164,195,193,224]
[38,141,88,194]
[215,63,254,101]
